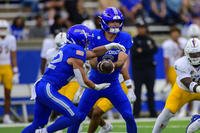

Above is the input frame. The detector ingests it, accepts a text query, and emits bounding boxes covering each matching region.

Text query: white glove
[125,79,136,102]
[94,83,111,90]
[73,88,85,104]
[13,73,19,84]
[105,43,126,52]
[127,89,136,103]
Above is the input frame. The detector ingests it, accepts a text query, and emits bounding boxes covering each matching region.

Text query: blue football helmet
[67,24,93,48]
[100,7,124,34]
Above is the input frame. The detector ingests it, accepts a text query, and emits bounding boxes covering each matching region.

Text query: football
[97,59,115,74]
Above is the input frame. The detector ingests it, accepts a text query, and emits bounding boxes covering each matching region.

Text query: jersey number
[48,51,63,70]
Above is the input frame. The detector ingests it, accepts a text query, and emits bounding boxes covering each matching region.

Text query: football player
[67,7,137,133]
[187,24,200,116]
[153,38,200,133]
[162,26,187,117]
[22,24,125,133]
[0,20,19,124]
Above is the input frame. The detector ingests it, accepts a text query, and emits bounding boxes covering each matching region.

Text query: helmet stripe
[111,7,118,16]
[192,38,196,47]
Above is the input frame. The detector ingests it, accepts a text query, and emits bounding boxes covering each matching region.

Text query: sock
[191,101,200,114]
[152,108,174,133]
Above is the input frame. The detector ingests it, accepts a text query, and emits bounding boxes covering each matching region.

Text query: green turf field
[0,118,200,133]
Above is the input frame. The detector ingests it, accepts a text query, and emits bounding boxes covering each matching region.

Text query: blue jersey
[43,44,86,90]
[88,29,133,83]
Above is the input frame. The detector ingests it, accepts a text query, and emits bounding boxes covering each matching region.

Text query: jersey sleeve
[9,35,17,51]
[124,33,133,54]
[174,59,191,80]
[68,47,86,63]
[162,41,171,58]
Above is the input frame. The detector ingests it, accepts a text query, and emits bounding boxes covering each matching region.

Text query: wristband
[125,79,133,89]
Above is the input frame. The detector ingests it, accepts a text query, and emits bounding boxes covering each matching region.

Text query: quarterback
[67,7,137,133]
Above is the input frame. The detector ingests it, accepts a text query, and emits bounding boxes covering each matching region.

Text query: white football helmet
[0,20,9,36]
[54,32,67,47]
[184,38,200,65]
[81,20,96,30]
[187,24,200,38]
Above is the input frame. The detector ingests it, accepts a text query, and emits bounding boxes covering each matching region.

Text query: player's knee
[122,112,135,123]
[70,111,86,124]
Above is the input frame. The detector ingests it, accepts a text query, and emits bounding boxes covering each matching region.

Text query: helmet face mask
[100,7,124,34]
[184,38,200,66]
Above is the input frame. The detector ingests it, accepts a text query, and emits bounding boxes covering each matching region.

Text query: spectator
[166,0,190,24]
[130,21,158,118]
[21,0,39,13]
[119,0,143,23]
[98,0,120,12]
[50,14,68,36]
[11,16,26,40]
[29,15,49,39]
[64,0,89,24]
[149,0,167,24]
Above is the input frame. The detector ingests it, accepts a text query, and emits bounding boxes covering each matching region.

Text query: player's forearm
[11,51,18,73]
[114,60,125,68]
[164,58,170,76]
[181,77,200,93]
[121,59,130,80]
[92,46,107,57]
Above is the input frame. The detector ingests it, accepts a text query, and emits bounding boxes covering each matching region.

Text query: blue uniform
[68,29,137,133]
[22,44,86,133]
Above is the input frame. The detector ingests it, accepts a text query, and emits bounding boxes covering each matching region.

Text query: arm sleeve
[124,34,133,54]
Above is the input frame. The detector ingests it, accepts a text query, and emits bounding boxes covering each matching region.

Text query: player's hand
[12,73,19,84]
[125,79,136,102]
[105,43,126,52]
[127,89,136,103]
[94,83,111,90]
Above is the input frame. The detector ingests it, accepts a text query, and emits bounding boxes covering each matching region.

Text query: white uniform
[45,48,58,64]
[162,37,187,66]
[0,35,16,65]
[41,37,55,59]
[175,56,200,91]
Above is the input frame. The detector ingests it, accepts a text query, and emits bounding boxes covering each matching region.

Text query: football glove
[94,83,111,90]
[105,43,126,52]
[125,79,136,103]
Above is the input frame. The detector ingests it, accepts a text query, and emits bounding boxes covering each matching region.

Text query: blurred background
[0,0,199,123]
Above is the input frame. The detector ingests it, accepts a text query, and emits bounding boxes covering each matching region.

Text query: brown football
[97,60,115,74]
